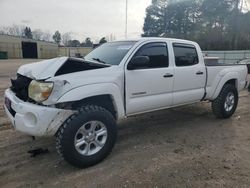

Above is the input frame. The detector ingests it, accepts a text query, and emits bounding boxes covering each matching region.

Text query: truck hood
[17,57,109,80]
[18,57,69,80]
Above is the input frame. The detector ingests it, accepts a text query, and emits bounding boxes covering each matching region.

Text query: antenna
[125,0,128,39]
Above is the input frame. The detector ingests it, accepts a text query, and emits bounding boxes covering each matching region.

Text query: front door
[125,42,174,115]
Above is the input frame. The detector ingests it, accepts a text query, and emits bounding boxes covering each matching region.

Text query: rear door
[172,43,206,105]
[125,42,174,115]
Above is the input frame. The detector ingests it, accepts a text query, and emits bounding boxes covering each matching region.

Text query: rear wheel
[56,105,117,168]
[212,84,238,118]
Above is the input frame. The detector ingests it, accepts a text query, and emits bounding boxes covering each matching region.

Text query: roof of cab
[114,37,198,45]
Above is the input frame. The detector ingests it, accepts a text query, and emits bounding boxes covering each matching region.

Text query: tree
[85,37,93,47]
[24,27,33,39]
[99,37,107,44]
[53,30,61,44]
[142,0,166,37]
[164,0,200,38]
[142,0,250,50]
[198,0,234,49]
[81,37,93,47]
[62,32,72,46]
[142,0,200,38]
[68,40,81,47]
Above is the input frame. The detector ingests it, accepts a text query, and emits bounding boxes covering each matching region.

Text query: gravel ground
[0,59,250,188]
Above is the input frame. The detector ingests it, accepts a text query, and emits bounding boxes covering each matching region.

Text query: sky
[0,0,152,42]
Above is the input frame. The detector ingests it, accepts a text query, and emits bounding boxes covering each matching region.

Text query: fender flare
[57,83,125,119]
[212,71,239,99]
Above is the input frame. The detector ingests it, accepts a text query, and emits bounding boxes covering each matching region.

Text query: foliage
[81,37,93,47]
[142,0,250,50]
[52,30,61,44]
[68,40,81,47]
[24,27,33,39]
[99,37,107,44]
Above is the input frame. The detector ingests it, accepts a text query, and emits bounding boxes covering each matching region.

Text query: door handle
[163,73,173,78]
[196,71,204,75]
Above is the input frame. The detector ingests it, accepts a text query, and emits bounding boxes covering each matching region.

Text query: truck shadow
[115,102,235,156]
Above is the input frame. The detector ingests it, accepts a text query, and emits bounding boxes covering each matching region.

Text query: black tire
[212,84,238,118]
[56,105,117,168]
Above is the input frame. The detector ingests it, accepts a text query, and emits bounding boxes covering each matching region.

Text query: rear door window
[173,43,199,67]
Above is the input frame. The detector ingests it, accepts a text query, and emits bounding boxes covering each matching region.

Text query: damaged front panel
[45,109,75,136]
[11,74,32,101]
[55,58,109,76]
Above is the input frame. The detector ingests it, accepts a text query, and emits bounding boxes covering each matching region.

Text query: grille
[11,74,32,101]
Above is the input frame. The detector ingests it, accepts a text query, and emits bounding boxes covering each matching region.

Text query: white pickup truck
[4,38,248,168]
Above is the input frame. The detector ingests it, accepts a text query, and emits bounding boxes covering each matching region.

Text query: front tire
[56,105,117,168]
[212,84,238,118]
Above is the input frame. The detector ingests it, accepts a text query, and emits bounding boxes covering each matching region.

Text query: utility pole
[125,0,128,39]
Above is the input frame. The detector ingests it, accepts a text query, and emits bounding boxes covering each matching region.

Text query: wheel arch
[72,94,117,120]
[212,72,239,100]
[56,83,125,120]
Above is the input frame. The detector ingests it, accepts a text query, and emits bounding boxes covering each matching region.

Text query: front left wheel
[56,105,117,168]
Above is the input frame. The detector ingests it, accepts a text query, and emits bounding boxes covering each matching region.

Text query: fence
[203,50,250,64]
[58,47,93,57]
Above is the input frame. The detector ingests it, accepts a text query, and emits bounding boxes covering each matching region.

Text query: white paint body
[4,38,248,136]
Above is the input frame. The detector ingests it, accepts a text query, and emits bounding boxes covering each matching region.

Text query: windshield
[84,41,137,65]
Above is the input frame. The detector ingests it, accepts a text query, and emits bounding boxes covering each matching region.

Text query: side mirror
[127,56,150,70]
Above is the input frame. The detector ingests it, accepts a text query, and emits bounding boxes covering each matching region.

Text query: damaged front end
[4,88,74,136]
[5,57,112,136]
[13,57,109,105]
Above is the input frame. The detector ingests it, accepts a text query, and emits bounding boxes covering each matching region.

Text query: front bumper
[4,89,73,137]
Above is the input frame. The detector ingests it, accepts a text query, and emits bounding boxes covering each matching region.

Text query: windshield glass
[84,41,137,65]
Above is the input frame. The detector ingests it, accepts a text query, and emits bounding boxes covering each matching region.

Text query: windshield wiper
[92,58,108,65]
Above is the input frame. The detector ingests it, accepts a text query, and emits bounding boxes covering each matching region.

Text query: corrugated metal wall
[58,47,93,57]
[203,50,250,64]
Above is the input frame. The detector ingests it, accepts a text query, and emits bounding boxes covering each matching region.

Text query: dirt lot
[0,59,250,188]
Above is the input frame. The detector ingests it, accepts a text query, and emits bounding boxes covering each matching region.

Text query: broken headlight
[28,80,54,102]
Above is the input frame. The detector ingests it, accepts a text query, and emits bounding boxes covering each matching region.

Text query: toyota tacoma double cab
[4,38,248,168]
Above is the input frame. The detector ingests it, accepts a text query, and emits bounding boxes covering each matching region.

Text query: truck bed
[205,64,248,100]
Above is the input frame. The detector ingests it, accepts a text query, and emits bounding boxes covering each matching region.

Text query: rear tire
[56,105,117,168]
[212,84,238,118]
